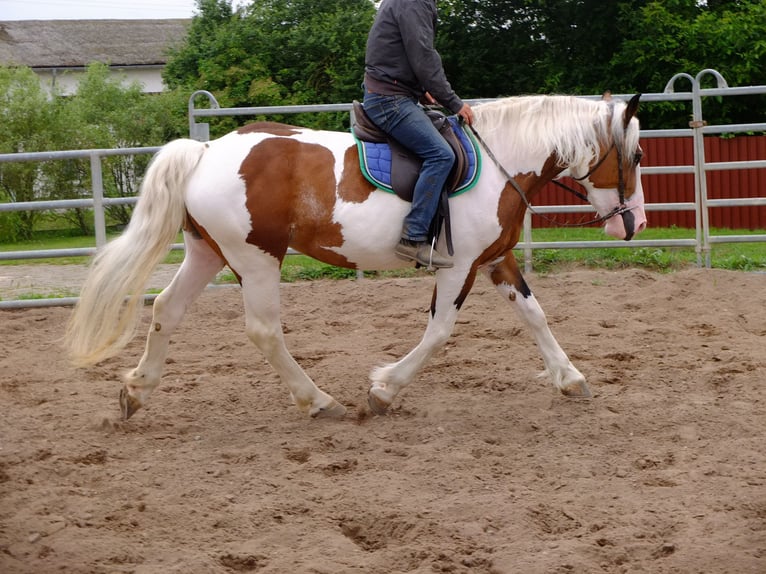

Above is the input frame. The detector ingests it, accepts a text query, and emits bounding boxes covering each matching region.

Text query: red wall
[535,135,766,230]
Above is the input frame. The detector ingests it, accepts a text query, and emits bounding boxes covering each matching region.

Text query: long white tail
[65,139,206,366]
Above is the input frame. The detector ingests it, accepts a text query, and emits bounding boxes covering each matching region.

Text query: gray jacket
[364,0,464,114]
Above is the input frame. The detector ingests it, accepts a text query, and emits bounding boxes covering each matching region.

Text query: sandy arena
[1,265,764,573]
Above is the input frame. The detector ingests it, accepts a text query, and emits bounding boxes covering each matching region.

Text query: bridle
[468,124,638,228]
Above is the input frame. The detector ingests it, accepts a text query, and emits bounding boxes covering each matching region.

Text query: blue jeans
[362,92,455,243]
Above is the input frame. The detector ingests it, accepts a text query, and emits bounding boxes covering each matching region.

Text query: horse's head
[567,93,647,241]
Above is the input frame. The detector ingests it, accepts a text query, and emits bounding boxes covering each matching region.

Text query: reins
[467,123,633,228]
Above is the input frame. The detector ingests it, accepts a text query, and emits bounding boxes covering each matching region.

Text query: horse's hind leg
[121,232,225,419]
[484,254,591,398]
[238,262,346,418]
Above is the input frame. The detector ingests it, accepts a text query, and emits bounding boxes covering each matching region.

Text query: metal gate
[1,69,764,308]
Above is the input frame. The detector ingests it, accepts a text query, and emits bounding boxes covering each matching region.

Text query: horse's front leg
[484,254,591,398]
[368,268,473,414]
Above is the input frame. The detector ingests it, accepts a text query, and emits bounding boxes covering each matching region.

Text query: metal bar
[0,146,159,163]
[514,239,698,250]
[526,202,696,213]
[707,234,766,244]
[699,85,766,97]
[640,129,693,138]
[704,160,766,171]
[691,73,709,267]
[0,196,138,212]
[2,71,766,308]
[640,166,696,175]
[192,103,353,118]
[0,247,96,260]
[90,153,106,248]
[522,210,533,273]
[0,297,83,309]
[706,198,766,207]
[702,123,766,135]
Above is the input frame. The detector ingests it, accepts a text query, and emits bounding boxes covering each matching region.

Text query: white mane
[472,95,639,173]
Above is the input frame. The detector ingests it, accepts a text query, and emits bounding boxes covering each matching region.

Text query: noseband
[469,125,634,228]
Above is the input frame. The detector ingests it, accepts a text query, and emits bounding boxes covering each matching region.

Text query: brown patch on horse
[477,168,551,262]
[237,122,301,137]
[585,144,639,200]
[585,145,620,188]
[489,256,531,298]
[238,137,353,267]
[448,268,479,312]
[338,145,376,203]
[448,180,527,310]
[451,156,564,309]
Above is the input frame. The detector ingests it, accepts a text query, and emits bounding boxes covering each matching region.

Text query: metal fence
[1,69,764,308]
[187,69,766,271]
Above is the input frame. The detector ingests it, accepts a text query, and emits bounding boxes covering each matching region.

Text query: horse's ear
[623,93,641,128]
[602,90,613,101]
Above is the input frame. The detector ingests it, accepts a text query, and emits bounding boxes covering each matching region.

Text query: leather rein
[468,124,634,227]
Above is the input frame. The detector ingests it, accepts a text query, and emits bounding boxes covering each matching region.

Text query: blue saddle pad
[354,116,481,196]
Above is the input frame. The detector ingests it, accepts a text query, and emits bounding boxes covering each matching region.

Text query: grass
[13,290,78,300]
[517,226,766,273]
[1,227,765,286]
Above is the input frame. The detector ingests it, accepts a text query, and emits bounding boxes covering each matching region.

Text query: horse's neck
[474,96,605,181]
[474,114,552,179]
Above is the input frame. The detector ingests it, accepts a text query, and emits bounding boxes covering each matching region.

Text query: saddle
[351,101,480,255]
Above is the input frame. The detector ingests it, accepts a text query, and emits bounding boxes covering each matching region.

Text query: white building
[0,19,190,95]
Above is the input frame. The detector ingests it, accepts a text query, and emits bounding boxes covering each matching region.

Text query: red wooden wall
[534,135,766,229]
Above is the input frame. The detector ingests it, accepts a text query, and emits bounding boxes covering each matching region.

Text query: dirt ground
[0,265,764,574]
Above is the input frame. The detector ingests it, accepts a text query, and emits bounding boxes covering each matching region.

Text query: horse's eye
[633,150,643,165]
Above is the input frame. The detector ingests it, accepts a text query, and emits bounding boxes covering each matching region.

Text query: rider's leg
[362,93,455,268]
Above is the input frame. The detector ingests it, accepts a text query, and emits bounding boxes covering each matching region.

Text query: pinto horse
[65,94,646,420]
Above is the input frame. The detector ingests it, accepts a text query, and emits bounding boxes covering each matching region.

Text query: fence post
[523,210,533,273]
[188,90,220,142]
[663,69,729,267]
[694,69,728,268]
[90,152,106,248]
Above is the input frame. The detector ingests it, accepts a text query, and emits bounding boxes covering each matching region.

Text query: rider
[363,0,474,269]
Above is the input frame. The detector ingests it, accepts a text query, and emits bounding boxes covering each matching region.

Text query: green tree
[610,0,766,127]
[164,0,375,132]
[436,0,543,97]
[437,0,651,98]
[0,66,58,240]
[52,63,188,232]
[0,63,187,239]
[437,0,765,129]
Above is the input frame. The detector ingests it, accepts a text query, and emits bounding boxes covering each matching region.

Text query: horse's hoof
[560,380,592,399]
[119,387,143,420]
[312,400,347,419]
[367,389,391,416]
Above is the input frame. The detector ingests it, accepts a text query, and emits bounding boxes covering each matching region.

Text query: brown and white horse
[65,94,646,420]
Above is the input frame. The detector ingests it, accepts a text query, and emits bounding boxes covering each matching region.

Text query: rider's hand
[458,102,474,126]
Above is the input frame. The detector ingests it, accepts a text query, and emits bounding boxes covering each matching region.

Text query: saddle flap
[439,119,467,193]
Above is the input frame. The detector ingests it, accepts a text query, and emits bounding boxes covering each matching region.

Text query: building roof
[0,19,190,69]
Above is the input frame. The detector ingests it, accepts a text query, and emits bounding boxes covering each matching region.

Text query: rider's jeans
[362,92,455,243]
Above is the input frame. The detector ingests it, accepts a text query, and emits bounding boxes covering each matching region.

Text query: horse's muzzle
[604,202,646,241]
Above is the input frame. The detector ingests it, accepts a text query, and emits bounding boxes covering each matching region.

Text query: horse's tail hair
[64,138,206,367]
